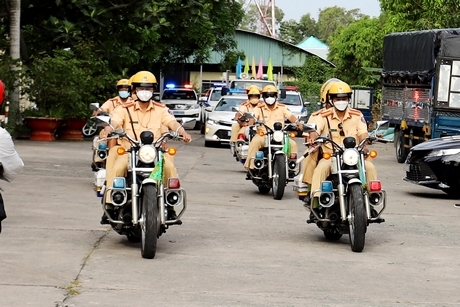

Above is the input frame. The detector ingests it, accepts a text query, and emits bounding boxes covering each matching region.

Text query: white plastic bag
[0,127,24,182]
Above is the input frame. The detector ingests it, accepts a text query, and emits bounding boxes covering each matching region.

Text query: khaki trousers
[105,145,177,203]
[230,123,246,142]
[310,158,377,197]
[301,149,320,184]
[244,134,298,169]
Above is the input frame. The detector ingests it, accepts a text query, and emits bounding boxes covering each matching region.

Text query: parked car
[200,86,224,133]
[403,135,460,197]
[278,89,308,136]
[204,95,247,147]
[161,85,201,130]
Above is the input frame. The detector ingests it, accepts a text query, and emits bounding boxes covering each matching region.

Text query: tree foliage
[279,14,317,45]
[1,0,244,74]
[380,0,460,31]
[328,16,387,87]
[316,6,366,44]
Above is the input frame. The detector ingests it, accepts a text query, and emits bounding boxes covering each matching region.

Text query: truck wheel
[396,130,408,163]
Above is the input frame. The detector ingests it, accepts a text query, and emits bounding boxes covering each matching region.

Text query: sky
[275,0,381,21]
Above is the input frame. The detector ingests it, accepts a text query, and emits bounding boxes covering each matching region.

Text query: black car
[404,136,460,197]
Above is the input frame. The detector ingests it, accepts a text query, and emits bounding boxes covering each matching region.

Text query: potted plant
[23,45,115,141]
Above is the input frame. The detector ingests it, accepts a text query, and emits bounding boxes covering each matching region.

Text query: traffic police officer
[244,84,302,171]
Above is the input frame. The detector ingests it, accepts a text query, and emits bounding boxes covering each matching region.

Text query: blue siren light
[113,177,126,189]
[166,84,175,89]
[98,143,107,150]
[255,151,264,159]
[321,181,333,192]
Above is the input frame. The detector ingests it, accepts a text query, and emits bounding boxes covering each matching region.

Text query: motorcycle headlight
[273,131,284,142]
[138,145,157,164]
[427,148,460,157]
[343,148,359,166]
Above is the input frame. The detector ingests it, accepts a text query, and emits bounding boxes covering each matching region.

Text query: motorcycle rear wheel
[140,185,159,259]
[272,155,287,200]
[348,184,367,252]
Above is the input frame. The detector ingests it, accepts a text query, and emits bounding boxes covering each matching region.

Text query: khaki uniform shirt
[253,102,294,133]
[315,107,368,147]
[233,100,264,121]
[100,96,134,114]
[110,100,176,149]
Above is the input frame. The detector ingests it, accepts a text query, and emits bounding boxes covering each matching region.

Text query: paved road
[0,132,459,307]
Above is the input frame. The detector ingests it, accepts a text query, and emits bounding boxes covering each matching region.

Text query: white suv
[161,86,201,130]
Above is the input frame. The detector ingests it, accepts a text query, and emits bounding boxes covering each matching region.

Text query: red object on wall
[0,80,5,106]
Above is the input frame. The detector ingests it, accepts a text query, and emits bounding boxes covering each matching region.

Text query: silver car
[204,95,248,147]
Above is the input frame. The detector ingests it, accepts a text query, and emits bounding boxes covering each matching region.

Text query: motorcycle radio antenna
[242,0,276,38]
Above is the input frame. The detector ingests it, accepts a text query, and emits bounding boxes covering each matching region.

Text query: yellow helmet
[116,78,131,90]
[328,81,352,99]
[131,71,158,89]
[320,78,342,103]
[262,85,278,96]
[247,85,260,96]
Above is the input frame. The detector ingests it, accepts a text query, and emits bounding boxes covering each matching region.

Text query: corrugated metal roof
[190,29,334,67]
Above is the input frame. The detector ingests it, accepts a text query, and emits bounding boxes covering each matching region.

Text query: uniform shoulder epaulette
[153,101,166,108]
[257,102,265,107]
[348,108,363,116]
[241,101,250,106]
[311,109,323,116]
[321,109,333,117]
[122,102,135,108]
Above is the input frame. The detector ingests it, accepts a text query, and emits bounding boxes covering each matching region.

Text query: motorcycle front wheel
[82,121,97,137]
[348,184,367,252]
[272,154,287,200]
[140,184,160,259]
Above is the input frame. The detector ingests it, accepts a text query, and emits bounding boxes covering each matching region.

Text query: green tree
[285,56,335,108]
[316,6,366,44]
[279,13,318,45]
[379,0,460,31]
[328,16,387,87]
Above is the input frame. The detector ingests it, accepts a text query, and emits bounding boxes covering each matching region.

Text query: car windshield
[278,93,302,106]
[210,89,222,101]
[162,90,197,100]
[230,80,276,91]
[214,97,247,111]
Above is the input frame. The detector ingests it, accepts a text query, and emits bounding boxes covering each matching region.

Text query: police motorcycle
[231,110,257,165]
[247,117,300,200]
[94,115,193,259]
[294,124,386,252]
[88,103,109,194]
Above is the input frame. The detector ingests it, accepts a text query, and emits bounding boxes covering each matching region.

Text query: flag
[244,57,250,74]
[267,58,274,81]
[257,57,263,79]
[235,56,242,79]
[282,136,291,156]
[149,155,164,183]
[251,56,257,79]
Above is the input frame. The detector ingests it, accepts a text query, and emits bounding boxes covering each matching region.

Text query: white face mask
[137,90,153,102]
[265,97,276,105]
[334,100,349,111]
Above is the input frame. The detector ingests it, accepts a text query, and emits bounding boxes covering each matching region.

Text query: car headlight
[138,145,156,164]
[188,104,201,110]
[207,119,219,125]
[427,148,460,157]
[343,148,359,166]
[273,131,284,142]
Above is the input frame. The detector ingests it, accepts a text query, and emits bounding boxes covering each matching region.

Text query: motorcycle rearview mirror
[231,106,240,113]
[89,102,100,111]
[302,123,317,133]
[176,118,195,132]
[244,112,255,118]
[94,115,111,127]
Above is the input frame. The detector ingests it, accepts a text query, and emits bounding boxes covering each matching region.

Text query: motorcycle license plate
[173,111,185,115]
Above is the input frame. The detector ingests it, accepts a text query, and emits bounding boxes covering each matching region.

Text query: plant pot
[58,118,87,141]
[24,117,63,141]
